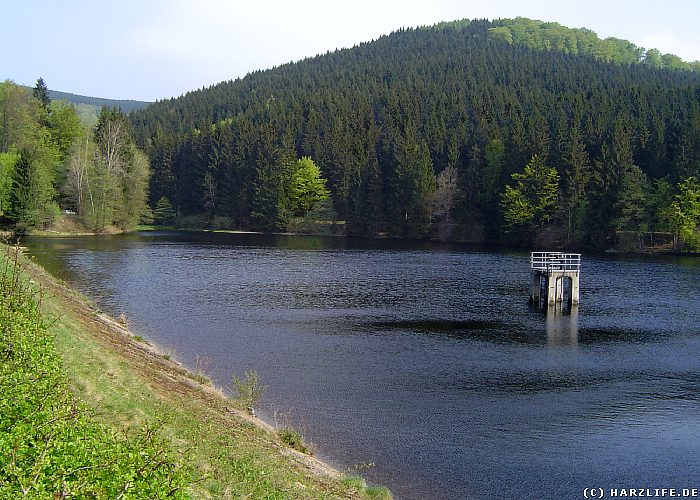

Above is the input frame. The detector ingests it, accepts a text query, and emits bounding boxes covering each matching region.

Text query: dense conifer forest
[130,18,700,250]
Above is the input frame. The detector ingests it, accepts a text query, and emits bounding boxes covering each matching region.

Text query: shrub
[340,476,393,499]
[231,370,266,414]
[278,427,311,454]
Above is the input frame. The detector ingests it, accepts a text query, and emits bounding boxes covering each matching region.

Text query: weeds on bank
[341,462,393,499]
[278,426,312,454]
[341,476,393,499]
[191,354,212,385]
[232,369,266,414]
[271,409,315,455]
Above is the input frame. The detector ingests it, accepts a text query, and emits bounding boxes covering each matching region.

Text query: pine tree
[8,151,32,226]
[153,196,176,225]
[32,77,51,111]
[614,165,649,248]
[561,124,590,243]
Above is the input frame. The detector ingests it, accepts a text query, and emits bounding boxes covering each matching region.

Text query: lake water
[25,232,700,499]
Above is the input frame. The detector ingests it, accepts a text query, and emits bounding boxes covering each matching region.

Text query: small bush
[210,215,233,230]
[340,476,393,499]
[174,213,210,229]
[278,427,311,454]
[189,372,211,386]
[341,476,367,491]
[231,370,266,414]
[366,485,393,499]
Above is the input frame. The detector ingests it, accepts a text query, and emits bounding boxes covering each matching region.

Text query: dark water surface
[25,232,700,499]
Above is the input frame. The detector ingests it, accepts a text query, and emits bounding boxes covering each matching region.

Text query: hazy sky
[3,0,700,101]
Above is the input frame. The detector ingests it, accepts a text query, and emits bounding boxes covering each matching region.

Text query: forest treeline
[130,18,700,250]
[484,17,700,72]
[0,79,150,233]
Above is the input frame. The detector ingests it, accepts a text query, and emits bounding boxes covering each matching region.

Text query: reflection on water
[24,232,700,500]
[545,305,579,347]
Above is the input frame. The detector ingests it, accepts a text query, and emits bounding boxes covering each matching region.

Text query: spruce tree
[32,77,51,111]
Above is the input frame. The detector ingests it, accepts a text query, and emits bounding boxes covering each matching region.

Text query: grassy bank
[0,244,391,499]
[0,245,188,497]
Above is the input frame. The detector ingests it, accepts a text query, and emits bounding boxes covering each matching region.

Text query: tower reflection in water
[545,304,579,347]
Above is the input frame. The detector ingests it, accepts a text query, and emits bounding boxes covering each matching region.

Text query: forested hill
[130,18,700,250]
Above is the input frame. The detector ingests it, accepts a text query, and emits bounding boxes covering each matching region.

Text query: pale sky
[3,0,700,101]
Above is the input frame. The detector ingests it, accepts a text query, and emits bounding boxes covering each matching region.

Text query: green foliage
[648,179,674,231]
[8,148,60,229]
[19,86,150,126]
[154,196,176,225]
[48,100,83,161]
[389,130,436,238]
[118,146,152,229]
[644,48,663,69]
[231,370,267,413]
[32,77,51,111]
[366,486,394,499]
[615,165,650,234]
[488,26,513,44]
[278,427,311,454]
[250,136,295,231]
[0,81,151,233]
[340,476,393,499]
[481,139,505,205]
[71,107,151,231]
[486,17,696,71]
[289,156,330,216]
[665,177,700,250]
[0,152,18,216]
[287,198,339,234]
[0,246,188,497]
[500,154,559,237]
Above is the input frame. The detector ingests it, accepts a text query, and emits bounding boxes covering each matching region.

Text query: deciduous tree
[288,156,330,217]
[665,177,700,250]
[500,154,559,238]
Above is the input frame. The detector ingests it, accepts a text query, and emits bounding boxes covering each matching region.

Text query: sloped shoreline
[15,246,389,498]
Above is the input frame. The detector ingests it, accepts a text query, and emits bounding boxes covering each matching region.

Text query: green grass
[133,224,176,231]
[341,477,393,500]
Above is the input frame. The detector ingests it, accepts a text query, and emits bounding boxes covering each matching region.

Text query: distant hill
[46,89,151,113]
[130,17,700,248]
[20,86,151,125]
